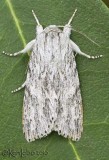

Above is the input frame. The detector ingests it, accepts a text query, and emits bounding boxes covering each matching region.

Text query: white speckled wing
[23,27,83,142]
[53,39,83,140]
[52,36,83,141]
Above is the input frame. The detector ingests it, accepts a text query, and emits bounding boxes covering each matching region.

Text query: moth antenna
[32,10,40,25]
[67,9,77,25]
[72,28,100,47]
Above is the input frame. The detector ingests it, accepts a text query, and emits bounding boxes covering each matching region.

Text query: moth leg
[70,40,103,59]
[3,39,36,56]
[77,51,103,59]
[11,82,26,93]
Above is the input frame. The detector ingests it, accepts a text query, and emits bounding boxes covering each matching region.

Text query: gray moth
[3,9,102,142]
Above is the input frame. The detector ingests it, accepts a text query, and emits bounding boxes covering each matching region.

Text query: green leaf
[0,0,109,160]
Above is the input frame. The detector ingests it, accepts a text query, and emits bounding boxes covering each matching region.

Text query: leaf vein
[84,122,109,126]
[6,0,26,46]
[69,140,81,160]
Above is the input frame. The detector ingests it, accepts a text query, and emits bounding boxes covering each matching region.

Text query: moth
[3,9,102,142]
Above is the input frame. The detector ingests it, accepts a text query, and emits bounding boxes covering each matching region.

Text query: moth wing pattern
[53,37,83,141]
[53,41,83,140]
[23,32,55,142]
[23,26,83,142]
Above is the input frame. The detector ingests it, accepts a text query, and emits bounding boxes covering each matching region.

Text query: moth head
[48,25,58,29]
[32,10,43,34]
[43,25,62,33]
[32,9,77,35]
